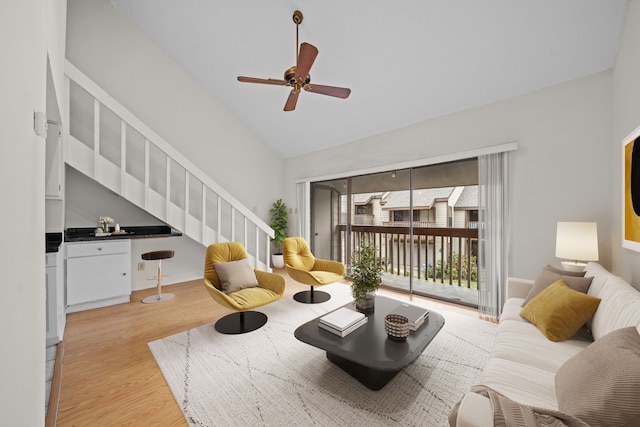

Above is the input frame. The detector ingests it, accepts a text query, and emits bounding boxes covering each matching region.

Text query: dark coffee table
[294,295,445,390]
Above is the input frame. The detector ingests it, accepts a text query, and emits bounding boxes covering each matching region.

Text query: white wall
[65,0,283,222]
[46,0,67,119]
[285,71,614,282]
[612,0,640,286]
[0,0,51,424]
[64,0,285,287]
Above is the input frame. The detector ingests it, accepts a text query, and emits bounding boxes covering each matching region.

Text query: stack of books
[319,307,368,337]
[388,303,430,331]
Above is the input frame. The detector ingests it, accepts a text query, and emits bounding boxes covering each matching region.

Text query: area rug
[149,283,497,426]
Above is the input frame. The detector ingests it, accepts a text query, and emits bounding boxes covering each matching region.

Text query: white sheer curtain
[295,182,310,241]
[478,152,510,321]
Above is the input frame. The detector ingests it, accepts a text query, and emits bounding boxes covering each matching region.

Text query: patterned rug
[148,283,497,427]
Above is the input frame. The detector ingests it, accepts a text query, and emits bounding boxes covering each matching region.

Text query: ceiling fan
[237,10,351,112]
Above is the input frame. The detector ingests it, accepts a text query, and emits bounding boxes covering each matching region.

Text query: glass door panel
[310,158,479,308]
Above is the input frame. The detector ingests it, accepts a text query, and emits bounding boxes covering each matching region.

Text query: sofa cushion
[520,280,601,342]
[521,268,593,307]
[499,297,528,323]
[588,274,640,340]
[214,258,259,294]
[583,262,616,299]
[490,319,591,373]
[556,326,640,427]
[480,357,559,410]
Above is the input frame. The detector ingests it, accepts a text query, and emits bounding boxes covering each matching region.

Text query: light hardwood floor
[53,270,478,426]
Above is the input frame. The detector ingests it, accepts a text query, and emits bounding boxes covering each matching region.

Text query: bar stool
[141,250,175,304]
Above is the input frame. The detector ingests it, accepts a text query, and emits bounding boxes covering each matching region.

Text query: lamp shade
[555,222,599,262]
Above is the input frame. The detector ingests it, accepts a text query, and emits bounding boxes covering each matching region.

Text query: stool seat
[142,250,174,261]
[141,250,175,304]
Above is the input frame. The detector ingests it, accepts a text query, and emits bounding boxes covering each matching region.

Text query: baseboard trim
[45,340,64,427]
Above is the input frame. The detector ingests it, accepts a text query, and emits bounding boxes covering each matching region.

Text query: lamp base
[560,261,587,272]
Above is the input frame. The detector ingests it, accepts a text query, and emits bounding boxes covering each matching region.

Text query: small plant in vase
[269,199,288,268]
[98,216,114,233]
[349,242,383,313]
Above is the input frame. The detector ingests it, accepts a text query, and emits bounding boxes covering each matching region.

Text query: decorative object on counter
[141,250,175,304]
[269,199,288,268]
[349,241,383,313]
[98,216,115,233]
[111,226,129,235]
[384,314,411,342]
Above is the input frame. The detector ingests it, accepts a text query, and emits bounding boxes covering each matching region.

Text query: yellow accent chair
[283,237,345,304]
[203,242,286,334]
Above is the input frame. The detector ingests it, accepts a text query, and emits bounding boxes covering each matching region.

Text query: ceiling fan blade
[295,42,318,82]
[303,83,351,99]
[237,76,288,86]
[284,89,300,111]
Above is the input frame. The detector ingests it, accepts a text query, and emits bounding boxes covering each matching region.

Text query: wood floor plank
[56,271,477,426]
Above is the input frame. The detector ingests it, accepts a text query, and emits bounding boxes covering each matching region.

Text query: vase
[102,223,109,233]
[272,254,284,269]
[355,290,376,314]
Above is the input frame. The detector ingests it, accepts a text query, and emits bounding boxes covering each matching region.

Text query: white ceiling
[110,0,627,159]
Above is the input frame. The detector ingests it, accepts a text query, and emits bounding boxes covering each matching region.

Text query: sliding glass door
[310,158,479,307]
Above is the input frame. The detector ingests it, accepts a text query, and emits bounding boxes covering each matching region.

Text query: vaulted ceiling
[110,0,627,159]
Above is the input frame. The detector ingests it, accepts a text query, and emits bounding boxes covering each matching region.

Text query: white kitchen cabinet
[66,240,131,313]
[46,251,65,345]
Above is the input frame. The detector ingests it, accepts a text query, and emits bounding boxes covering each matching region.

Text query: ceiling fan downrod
[293,10,303,65]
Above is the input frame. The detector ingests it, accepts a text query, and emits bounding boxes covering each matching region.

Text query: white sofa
[452,262,640,427]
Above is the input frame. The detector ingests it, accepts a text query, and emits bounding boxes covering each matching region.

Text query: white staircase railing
[63,61,273,270]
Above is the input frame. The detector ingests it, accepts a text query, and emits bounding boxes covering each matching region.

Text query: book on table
[388,303,430,331]
[319,316,368,337]
[319,307,365,331]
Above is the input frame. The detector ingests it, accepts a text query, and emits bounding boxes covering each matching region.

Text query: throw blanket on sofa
[449,386,589,427]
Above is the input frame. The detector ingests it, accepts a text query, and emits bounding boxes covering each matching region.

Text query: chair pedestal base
[142,293,174,304]
[293,289,331,304]
[215,311,267,334]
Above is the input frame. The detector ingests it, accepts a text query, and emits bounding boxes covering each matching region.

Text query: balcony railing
[382,221,436,228]
[337,224,479,289]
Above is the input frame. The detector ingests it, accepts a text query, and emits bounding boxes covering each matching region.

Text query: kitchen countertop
[46,232,63,253]
[64,225,182,242]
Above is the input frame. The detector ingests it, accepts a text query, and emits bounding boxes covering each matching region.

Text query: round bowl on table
[384,314,410,342]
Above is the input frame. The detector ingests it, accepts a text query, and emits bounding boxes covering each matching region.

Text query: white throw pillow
[214,258,259,294]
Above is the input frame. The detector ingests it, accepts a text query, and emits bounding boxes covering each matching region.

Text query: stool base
[293,290,331,304]
[215,311,267,334]
[142,293,175,304]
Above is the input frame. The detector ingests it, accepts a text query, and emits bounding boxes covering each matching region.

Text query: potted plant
[349,242,384,313]
[269,199,288,268]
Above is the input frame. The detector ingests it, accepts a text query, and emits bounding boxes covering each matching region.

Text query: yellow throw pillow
[520,280,601,342]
